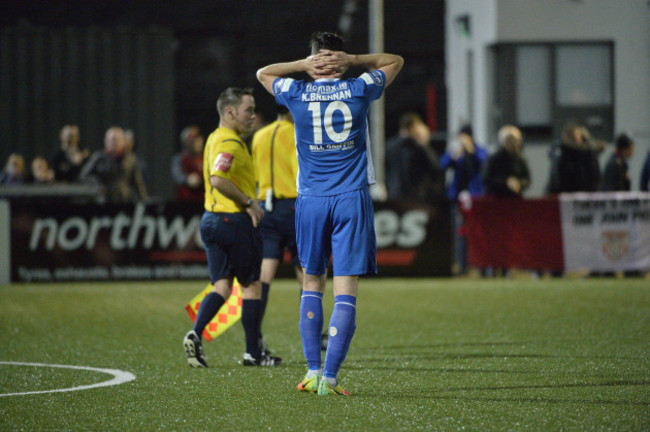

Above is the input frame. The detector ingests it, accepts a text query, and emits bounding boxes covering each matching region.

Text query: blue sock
[299,291,324,371]
[242,299,263,358]
[193,292,225,339]
[323,295,357,380]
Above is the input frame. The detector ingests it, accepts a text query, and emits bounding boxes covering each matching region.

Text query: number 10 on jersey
[307,101,353,144]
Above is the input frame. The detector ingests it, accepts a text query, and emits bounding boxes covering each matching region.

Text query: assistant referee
[183,87,281,368]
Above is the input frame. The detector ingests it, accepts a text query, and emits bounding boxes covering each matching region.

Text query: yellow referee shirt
[252,119,298,200]
[203,127,256,213]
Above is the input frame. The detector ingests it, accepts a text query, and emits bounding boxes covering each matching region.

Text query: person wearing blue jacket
[439,124,488,275]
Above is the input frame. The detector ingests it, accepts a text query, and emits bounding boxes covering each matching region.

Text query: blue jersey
[273,70,386,196]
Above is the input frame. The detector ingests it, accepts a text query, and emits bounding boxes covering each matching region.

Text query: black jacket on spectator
[601,152,630,191]
[385,136,443,202]
[51,148,81,182]
[547,143,601,193]
[641,150,650,192]
[483,147,530,197]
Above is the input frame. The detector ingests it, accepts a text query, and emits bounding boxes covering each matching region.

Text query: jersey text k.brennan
[273,70,386,196]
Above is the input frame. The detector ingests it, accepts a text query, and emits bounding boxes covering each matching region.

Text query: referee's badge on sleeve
[215,152,233,172]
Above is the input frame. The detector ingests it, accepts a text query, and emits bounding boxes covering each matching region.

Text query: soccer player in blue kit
[257,32,403,395]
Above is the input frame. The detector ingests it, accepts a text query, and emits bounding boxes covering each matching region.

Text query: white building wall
[446,0,497,147]
[447,0,650,195]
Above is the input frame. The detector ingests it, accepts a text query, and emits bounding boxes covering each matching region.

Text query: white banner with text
[560,192,650,272]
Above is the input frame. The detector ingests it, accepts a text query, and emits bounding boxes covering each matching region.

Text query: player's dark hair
[216,87,253,118]
[310,32,345,55]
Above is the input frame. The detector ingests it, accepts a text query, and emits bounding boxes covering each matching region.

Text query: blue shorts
[258,198,299,266]
[200,211,262,286]
[295,188,377,277]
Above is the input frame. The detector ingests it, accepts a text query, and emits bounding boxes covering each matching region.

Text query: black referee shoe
[183,330,208,368]
[258,337,272,356]
[242,352,282,366]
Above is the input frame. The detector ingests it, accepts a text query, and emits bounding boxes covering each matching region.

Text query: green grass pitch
[1,278,648,431]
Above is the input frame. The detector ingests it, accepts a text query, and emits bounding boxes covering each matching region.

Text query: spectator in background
[580,126,607,186]
[29,156,55,184]
[124,129,149,187]
[51,124,89,182]
[171,125,204,202]
[483,125,530,197]
[641,149,650,192]
[440,124,488,275]
[601,133,635,191]
[385,112,443,202]
[440,124,488,201]
[0,153,26,185]
[80,126,148,203]
[547,123,604,193]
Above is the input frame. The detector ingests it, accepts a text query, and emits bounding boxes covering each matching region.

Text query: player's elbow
[256,68,274,93]
[383,56,405,87]
[255,68,265,83]
[256,68,272,85]
[390,55,405,76]
[395,55,405,70]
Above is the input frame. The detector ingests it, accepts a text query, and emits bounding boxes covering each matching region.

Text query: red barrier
[465,197,564,271]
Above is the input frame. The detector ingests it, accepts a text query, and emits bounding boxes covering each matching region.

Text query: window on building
[492,42,614,142]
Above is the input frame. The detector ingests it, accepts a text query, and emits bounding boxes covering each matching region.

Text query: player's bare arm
[256,56,340,94]
[315,50,404,87]
[256,59,308,94]
[211,176,264,227]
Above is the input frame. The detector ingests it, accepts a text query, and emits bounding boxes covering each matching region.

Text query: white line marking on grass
[0,361,136,397]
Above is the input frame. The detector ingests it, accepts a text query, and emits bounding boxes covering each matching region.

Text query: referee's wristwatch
[244,198,254,208]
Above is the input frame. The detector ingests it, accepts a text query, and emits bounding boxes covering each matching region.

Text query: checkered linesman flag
[185,280,243,342]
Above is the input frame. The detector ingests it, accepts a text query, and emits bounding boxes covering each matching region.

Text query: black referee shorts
[200,211,262,286]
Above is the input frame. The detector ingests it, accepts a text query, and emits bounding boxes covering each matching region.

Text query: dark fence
[0,25,176,199]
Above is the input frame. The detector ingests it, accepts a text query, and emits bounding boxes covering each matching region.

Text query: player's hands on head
[303,56,323,78]
[310,49,350,78]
